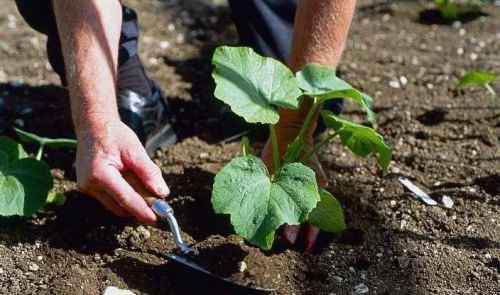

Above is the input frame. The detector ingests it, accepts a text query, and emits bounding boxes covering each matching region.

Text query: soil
[1,0,499,294]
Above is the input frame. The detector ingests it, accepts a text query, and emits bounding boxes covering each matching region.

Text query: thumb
[121,145,170,197]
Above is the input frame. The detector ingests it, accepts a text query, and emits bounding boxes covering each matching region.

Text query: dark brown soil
[1,0,499,294]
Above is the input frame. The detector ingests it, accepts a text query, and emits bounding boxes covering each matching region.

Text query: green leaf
[283,137,304,164]
[212,46,302,124]
[212,155,320,249]
[14,128,77,148]
[46,191,66,206]
[0,136,28,161]
[457,71,497,89]
[296,63,375,122]
[321,111,392,173]
[361,93,377,123]
[0,150,54,216]
[308,190,345,233]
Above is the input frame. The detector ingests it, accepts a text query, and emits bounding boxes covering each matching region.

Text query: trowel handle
[144,197,196,255]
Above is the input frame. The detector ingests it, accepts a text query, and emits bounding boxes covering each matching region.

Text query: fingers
[97,164,158,224]
[91,190,130,217]
[305,225,320,253]
[121,144,170,197]
[284,224,301,244]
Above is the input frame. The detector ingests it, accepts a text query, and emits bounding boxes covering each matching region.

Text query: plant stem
[297,97,320,141]
[300,132,337,163]
[484,83,497,98]
[36,144,44,161]
[269,124,281,171]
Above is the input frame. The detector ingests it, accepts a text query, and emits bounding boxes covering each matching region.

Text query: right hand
[75,119,169,224]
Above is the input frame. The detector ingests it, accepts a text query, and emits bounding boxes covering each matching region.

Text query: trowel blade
[159,252,274,294]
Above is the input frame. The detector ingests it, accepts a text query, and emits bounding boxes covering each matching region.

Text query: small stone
[485,253,491,260]
[14,118,25,127]
[135,226,151,240]
[348,266,355,273]
[28,262,39,272]
[398,255,410,268]
[159,41,170,49]
[388,80,400,89]
[426,83,434,90]
[441,195,454,209]
[452,21,461,28]
[199,152,209,159]
[389,200,397,208]
[103,286,135,295]
[332,275,343,285]
[36,256,43,261]
[457,47,464,55]
[470,53,478,61]
[354,283,369,294]
[399,76,408,86]
[459,28,466,36]
[0,267,3,274]
[238,261,247,273]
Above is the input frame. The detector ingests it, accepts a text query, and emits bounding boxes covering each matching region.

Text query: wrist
[74,111,120,139]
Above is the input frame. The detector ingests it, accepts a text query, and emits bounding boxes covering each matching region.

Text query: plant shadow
[418,8,487,25]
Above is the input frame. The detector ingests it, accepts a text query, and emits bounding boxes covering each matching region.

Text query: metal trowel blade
[159,252,274,294]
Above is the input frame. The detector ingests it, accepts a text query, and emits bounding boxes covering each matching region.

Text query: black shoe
[117,83,177,156]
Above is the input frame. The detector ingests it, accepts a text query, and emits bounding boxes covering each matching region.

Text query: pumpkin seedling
[0,130,76,217]
[210,46,391,250]
[457,71,498,101]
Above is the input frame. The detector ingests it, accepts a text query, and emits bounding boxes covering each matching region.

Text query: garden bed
[0,0,498,294]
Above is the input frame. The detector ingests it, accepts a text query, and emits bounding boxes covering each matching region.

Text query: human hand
[75,119,169,224]
[261,124,327,253]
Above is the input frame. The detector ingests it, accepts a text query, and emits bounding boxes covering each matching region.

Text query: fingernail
[147,209,157,222]
[157,185,170,197]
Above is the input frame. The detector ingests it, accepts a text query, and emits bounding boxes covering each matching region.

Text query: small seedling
[210,46,391,249]
[457,71,498,101]
[434,0,485,21]
[0,130,76,217]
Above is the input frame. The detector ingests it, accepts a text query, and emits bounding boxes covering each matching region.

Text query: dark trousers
[14,0,342,114]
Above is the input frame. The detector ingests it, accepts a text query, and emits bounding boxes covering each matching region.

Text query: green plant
[0,130,76,217]
[14,127,77,160]
[457,71,498,100]
[434,0,485,21]
[210,46,391,249]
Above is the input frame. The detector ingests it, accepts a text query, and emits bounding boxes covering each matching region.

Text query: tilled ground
[0,0,499,294]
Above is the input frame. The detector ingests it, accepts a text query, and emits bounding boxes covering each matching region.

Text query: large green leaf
[0,136,28,161]
[457,71,497,89]
[296,63,375,122]
[14,128,77,148]
[308,189,345,233]
[212,155,320,249]
[0,151,53,216]
[212,46,302,124]
[321,111,392,173]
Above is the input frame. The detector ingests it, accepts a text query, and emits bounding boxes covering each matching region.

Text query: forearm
[279,0,356,134]
[53,0,122,137]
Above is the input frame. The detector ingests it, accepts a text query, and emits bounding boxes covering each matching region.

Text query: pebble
[135,226,151,240]
[36,256,43,261]
[399,76,408,86]
[28,262,39,272]
[470,53,478,61]
[332,275,343,285]
[459,28,466,36]
[0,267,3,274]
[103,286,135,295]
[159,41,170,49]
[485,253,491,260]
[199,152,209,159]
[441,195,454,209]
[398,255,410,269]
[354,283,369,294]
[348,266,356,273]
[388,80,400,89]
[238,261,247,273]
[457,47,464,55]
[389,200,397,208]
